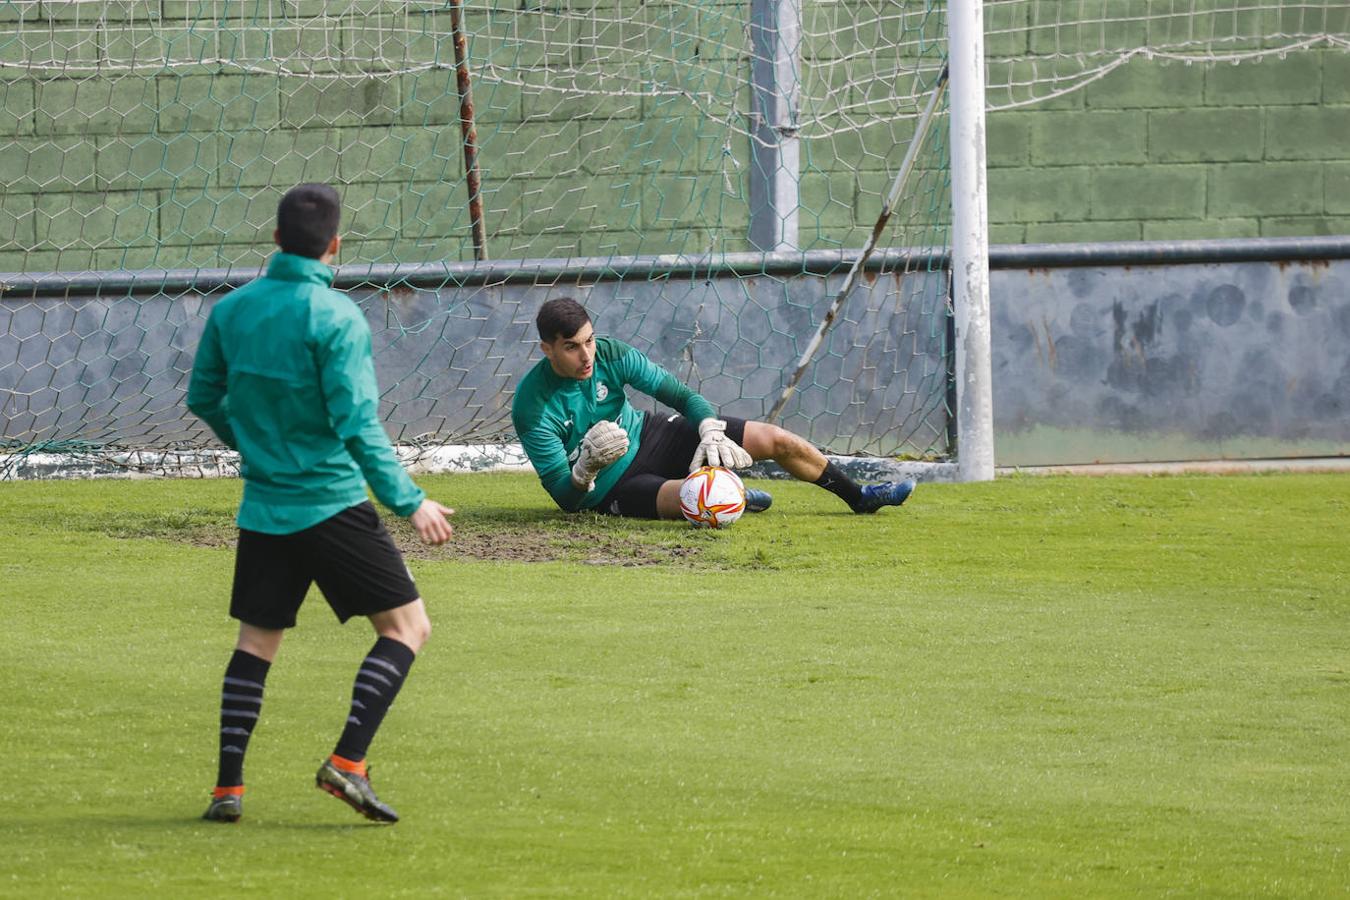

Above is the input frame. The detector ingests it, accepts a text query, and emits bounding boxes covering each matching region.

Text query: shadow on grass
[189,815,380,832]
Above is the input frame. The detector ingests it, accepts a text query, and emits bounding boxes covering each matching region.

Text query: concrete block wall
[987,51,1350,244]
[0,1,757,271]
[1,4,1348,274]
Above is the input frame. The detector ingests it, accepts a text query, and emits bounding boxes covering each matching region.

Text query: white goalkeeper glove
[571,420,629,491]
[689,417,753,472]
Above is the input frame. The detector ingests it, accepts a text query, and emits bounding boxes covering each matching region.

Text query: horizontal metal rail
[3,236,1348,298]
[987,235,1350,269]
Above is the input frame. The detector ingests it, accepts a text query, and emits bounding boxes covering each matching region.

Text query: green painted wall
[987,51,1350,244]
[1,4,1347,274]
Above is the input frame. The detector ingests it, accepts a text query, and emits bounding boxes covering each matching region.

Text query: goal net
[0,1,1346,477]
[985,1,1350,110]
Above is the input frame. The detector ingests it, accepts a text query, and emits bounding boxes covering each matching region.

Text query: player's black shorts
[230,501,419,629]
[597,413,747,519]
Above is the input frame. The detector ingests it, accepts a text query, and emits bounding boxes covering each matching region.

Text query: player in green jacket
[187,183,453,825]
[511,297,917,520]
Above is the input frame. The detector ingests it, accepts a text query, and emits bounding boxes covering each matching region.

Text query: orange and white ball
[679,465,747,529]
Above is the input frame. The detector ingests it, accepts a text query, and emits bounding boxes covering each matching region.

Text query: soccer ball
[679,465,747,529]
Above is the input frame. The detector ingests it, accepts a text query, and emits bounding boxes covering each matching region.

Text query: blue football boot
[852,477,916,514]
[744,488,773,513]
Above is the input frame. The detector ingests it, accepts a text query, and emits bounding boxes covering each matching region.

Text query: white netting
[984,1,1350,109]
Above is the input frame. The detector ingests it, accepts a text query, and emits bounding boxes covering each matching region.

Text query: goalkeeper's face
[541,322,597,380]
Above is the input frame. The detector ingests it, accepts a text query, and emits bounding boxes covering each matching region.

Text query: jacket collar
[539,355,592,391]
[266,252,335,286]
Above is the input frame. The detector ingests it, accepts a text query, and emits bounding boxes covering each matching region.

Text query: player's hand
[571,420,629,490]
[409,499,454,545]
[690,418,753,471]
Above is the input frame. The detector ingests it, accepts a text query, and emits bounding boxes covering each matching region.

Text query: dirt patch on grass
[94,509,237,549]
[385,517,705,566]
[92,507,706,566]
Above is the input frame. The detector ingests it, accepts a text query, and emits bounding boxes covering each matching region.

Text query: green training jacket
[511,336,717,511]
[186,252,425,534]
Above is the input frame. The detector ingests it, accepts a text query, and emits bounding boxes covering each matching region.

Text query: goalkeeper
[187,183,454,826]
[511,297,916,519]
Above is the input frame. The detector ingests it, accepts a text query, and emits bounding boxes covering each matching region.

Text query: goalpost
[0,1,1346,480]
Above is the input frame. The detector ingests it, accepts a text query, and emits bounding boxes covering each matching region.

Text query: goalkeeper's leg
[740,422,827,480]
[740,421,915,514]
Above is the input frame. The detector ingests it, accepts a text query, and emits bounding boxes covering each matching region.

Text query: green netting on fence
[1,1,1347,475]
[0,0,950,269]
[0,0,953,474]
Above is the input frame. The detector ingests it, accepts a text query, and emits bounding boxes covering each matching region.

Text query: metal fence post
[749,0,801,252]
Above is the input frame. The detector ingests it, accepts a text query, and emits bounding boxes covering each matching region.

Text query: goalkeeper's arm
[689,416,752,471]
[516,421,599,512]
[515,418,630,511]
[610,342,750,471]
[569,420,629,491]
[614,342,716,425]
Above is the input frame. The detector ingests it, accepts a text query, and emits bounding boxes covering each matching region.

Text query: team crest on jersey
[595,382,608,401]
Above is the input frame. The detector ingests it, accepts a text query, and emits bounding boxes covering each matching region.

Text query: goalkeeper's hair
[537,297,591,343]
[276,183,341,259]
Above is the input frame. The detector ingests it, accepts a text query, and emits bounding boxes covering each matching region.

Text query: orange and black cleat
[315,758,398,823]
[202,786,244,823]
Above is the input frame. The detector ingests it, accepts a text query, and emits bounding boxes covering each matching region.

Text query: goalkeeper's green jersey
[511,336,717,511]
[186,252,425,534]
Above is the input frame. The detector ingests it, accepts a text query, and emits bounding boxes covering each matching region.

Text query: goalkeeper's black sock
[334,637,416,764]
[215,649,270,789]
[813,461,865,510]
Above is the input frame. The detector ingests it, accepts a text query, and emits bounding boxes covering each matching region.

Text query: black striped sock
[334,637,416,764]
[215,650,270,789]
[813,461,864,509]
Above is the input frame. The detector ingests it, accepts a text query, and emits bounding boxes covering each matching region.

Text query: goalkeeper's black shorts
[230,501,419,628]
[597,412,747,519]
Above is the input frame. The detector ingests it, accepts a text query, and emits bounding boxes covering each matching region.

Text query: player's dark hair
[276,183,341,259]
[536,297,591,343]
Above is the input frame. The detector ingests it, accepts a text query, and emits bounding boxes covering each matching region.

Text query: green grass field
[2,472,1347,897]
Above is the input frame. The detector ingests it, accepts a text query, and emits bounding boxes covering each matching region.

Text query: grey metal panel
[6,243,1349,468]
[991,259,1350,465]
[0,264,951,460]
[748,0,802,252]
